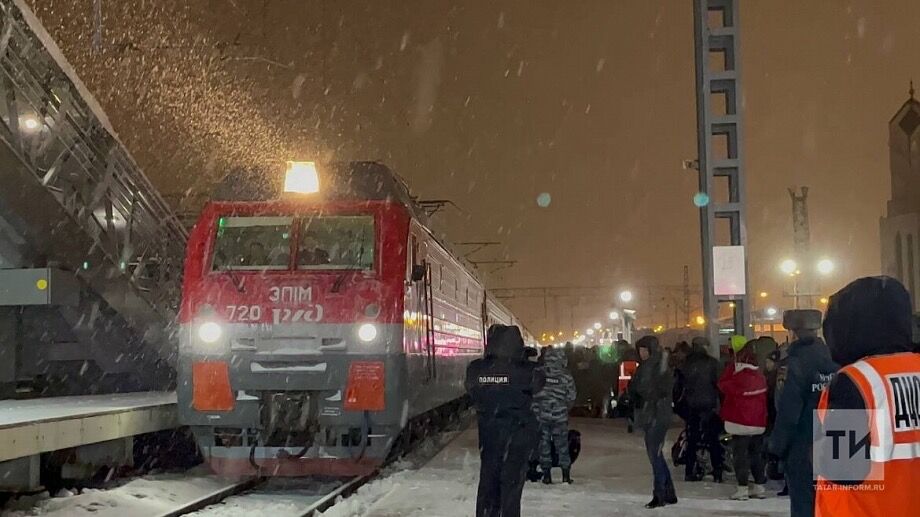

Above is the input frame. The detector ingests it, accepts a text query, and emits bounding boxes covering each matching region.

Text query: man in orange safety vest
[816,277,920,517]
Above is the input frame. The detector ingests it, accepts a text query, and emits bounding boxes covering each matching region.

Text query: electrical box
[0,268,80,306]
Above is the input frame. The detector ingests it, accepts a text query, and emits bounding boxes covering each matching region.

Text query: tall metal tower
[789,186,814,307]
[693,0,752,356]
[683,265,691,325]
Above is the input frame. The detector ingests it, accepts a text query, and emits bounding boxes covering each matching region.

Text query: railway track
[166,475,370,517]
[168,411,472,517]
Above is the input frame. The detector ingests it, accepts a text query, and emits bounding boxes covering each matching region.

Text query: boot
[542,469,553,485]
[777,483,789,496]
[712,469,723,483]
[749,484,767,499]
[645,496,665,509]
[663,488,678,505]
[562,468,573,484]
[730,486,749,501]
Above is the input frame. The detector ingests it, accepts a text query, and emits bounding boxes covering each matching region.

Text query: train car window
[212,216,293,271]
[442,270,457,299]
[430,259,440,289]
[298,215,375,270]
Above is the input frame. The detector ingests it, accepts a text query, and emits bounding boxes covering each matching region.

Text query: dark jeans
[685,409,723,477]
[644,423,675,499]
[785,441,816,517]
[731,434,767,486]
[476,419,537,517]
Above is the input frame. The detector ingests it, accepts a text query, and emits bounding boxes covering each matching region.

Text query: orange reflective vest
[816,352,920,517]
[618,360,638,394]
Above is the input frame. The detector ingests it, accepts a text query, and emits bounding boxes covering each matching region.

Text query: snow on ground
[0,392,175,428]
[188,478,343,517]
[322,418,790,517]
[2,467,238,516]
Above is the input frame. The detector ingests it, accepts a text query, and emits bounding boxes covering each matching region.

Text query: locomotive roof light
[283,161,320,194]
[358,323,378,343]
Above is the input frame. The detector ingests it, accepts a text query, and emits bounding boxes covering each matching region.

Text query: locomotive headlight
[198,321,224,344]
[357,323,378,343]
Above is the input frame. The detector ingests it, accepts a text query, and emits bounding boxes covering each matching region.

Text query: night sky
[27,0,920,334]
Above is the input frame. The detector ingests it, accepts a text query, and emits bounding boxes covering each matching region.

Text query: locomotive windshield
[298,215,374,270]
[212,216,293,271]
[209,214,375,272]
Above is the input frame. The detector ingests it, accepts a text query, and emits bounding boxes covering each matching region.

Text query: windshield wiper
[331,243,365,293]
[215,251,246,293]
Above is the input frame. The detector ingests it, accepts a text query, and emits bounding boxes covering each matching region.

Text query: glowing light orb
[693,192,710,207]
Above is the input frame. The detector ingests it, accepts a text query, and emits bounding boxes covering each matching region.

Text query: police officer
[769,309,838,516]
[532,347,577,484]
[466,325,545,517]
[816,277,920,517]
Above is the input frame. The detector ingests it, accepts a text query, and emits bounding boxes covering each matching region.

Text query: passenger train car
[178,161,532,476]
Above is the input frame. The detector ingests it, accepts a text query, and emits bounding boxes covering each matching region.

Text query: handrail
[0,0,187,323]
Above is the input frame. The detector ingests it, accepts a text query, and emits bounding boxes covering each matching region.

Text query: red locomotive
[178,161,532,476]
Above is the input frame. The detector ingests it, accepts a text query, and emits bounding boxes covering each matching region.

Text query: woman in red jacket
[719,339,769,501]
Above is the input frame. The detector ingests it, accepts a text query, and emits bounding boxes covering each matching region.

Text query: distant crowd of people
[463,276,920,516]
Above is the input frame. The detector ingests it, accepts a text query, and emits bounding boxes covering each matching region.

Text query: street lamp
[817,258,835,276]
[759,291,768,298]
[619,290,634,304]
[766,307,778,318]
[593,322,602,330]
[608,310,620,320]
[780,259,798,275]
[586,328,595,336]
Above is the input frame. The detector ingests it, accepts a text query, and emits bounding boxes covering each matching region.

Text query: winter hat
[730,335,748,353]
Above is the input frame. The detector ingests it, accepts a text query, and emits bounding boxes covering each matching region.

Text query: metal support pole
[693,0,752,357]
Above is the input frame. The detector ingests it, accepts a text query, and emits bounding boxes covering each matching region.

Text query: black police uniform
[466,325,545,517]
[769,336,838,517]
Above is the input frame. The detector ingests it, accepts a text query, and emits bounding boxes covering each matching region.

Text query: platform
[0,392,177,489]
[332,417,790,516]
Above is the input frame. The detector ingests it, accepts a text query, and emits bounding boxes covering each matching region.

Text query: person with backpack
[532,347,577,484]
[680,337,724,482]
[719,338,769,501]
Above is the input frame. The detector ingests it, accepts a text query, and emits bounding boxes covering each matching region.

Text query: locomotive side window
[298,215,375,270]
[212,216,293,271]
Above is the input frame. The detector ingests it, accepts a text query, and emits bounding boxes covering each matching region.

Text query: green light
[597,344,619,364]
[218,217,227,227]
[119,261,126,271]
[82,261,90,270]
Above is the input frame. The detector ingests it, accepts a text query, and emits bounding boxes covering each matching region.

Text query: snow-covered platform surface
[0,392,177,462]
[0,392,176,428]
[323,417,790,516]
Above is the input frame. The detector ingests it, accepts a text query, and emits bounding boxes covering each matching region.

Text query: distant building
[880,83,920,311]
